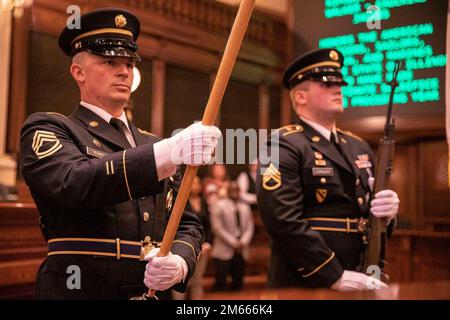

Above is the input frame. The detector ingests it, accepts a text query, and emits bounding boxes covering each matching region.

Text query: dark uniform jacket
[20,106,203,299]
[257,119,386,288]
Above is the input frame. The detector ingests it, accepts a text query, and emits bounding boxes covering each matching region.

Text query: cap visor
[87,47,141,61]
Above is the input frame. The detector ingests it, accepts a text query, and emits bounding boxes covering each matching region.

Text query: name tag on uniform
[86,146,107,158]
[355,154,372,169]
[312,167,334,176]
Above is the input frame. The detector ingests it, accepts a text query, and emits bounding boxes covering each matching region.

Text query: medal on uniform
[166,189,174,211]
[355,154,372,169]
[315,160,326,166]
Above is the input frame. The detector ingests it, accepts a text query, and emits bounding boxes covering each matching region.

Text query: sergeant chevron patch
[262,163,282,191]
[32,130,62,159]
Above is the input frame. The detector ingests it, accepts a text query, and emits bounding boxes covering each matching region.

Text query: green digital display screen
[293,0,448,123]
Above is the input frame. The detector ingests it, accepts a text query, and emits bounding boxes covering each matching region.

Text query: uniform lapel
[335,131,360,177]
[73,105,131,150]
[128,121,150,146]
[299,119,353,173]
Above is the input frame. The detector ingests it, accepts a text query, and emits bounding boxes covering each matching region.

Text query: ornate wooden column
[151,58,166,137]
[6,5,31,154]
[0,2,13,154]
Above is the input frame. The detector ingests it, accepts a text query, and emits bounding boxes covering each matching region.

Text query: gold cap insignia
[32,130,62,159]
[92,139,102,148]
[262,163,282,191]
[166,189,174,211]
[89,121,99,127]
[329,50,339,61]
[115,14,127,28]
[312,136,321,142]
[316,189,327,203]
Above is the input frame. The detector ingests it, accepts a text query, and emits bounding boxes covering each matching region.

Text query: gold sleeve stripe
[173,240,196,258]
[122,150,132,200]
[106,162,110,175]
[302,252,336,278]
[110,161,115,174]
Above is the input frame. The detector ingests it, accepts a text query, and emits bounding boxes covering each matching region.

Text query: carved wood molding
[31,0,286,83]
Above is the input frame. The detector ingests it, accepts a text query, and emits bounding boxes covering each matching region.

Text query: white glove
[154,122,222,180]
[331,270,388,292]
[143,248,188,291]
[370,191,399,224]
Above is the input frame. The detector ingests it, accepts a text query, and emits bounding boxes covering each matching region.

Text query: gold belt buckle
[357,217,368,233]
[140,237,161,260]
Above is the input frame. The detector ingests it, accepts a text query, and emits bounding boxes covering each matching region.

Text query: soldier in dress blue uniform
[19,8,221,299]
[257,49,400,291]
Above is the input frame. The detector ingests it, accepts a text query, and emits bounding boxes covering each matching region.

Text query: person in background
[203,164,230,199]
[187,176,213,299]
[257,48,399,292]
[236,160,258,211]
[210,182,254,291]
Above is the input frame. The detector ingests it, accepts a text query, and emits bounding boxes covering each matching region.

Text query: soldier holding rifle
[257,49,400,291]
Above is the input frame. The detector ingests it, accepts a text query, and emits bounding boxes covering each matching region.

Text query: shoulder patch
[32,130,62,159]
[262,163,282,191]
[46,112,67,118]
[337,128,363,142]
[138,128,157,137]
[277,124,304,137]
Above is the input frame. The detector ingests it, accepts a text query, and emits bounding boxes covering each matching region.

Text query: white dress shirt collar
[300,117,338,142]
[80,101,131,132]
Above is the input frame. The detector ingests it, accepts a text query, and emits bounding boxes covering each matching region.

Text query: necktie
[110,118,132,148]
[330,132,341,154]
[234,203,242,239]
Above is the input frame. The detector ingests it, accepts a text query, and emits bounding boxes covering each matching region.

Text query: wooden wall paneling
[385,231,450,283]
[7,7,32,154]
[280,89,292,125]
[163,64,210,138]
[390,143,419,229]
[385,233,412,282]
[269,86,281,130]
[0,203,46,299]
[258,84,270,130]
[421,139,450,229]
[151,58,166,137]
[25,32,79,117]
[30,0,286,83]
[220,79,259,178]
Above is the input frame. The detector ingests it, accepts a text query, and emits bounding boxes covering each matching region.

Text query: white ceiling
[215,0,287,16]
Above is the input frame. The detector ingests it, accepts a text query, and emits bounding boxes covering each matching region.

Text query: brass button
[143,212,150,222]
[357,197,364,206]
[320,178,327,184]
[355,178,360,186]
